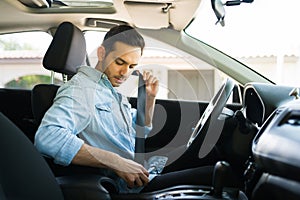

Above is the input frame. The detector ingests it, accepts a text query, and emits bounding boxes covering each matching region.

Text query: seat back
[0,112,64,200]
[43,21,86,75]
[32,84,59,125]
[32,21,87,125]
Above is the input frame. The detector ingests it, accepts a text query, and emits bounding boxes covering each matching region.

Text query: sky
[186,0,300,57]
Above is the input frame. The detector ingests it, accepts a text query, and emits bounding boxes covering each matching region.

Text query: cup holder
[154,186,212,199]
[153,186,246,200]
[99,176,119,194]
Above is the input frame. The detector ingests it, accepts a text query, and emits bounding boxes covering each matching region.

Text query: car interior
[1,0,300,199]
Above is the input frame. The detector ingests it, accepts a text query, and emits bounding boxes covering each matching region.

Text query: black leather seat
[31,22,103,177]
[32,21,86,126]
[0,112,64,200]
[0,112,114,200]
[29,22,115,199]
[32,84,59,125]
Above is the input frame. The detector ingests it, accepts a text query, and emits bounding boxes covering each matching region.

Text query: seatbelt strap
[132,70,146,165]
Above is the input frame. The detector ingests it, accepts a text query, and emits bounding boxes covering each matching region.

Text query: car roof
[0,0,201,34]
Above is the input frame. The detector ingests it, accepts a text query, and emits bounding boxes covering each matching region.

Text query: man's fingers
[134,177,144,187]
[115,157,150,188]
[140,172,149,185]
[126,173,149,188]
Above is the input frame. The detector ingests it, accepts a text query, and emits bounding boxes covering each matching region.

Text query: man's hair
[102,25,145,55]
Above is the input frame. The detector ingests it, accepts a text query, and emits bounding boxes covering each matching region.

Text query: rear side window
[0,32,59,89]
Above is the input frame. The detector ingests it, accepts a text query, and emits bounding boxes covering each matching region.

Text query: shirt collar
[78,66,117,94]
[78,66,106,83]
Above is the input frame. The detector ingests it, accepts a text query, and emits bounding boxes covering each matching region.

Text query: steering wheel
[186,78,235,158]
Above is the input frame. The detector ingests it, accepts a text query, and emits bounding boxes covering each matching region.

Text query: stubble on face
[102,42,142,87]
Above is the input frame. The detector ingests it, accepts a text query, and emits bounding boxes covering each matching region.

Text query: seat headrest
[43,22,86,75]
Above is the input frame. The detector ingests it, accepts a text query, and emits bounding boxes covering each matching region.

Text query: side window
[0,32,59,89]
[84,31,106,67]
[84,31,230,102]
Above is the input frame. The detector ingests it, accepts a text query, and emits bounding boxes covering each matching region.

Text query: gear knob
[212,161,230,197]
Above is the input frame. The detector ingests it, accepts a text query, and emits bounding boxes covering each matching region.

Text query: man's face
[102,41,142,87]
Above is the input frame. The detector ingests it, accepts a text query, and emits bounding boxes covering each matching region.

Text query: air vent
[279,111,300,126]
[286,117,300,125]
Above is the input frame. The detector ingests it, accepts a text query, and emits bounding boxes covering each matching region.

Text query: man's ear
[97,46,106,61]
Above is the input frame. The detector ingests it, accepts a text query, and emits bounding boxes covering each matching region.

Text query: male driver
[35,25,213,193]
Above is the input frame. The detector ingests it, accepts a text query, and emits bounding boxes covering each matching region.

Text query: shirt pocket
[95,103,112,112]
[95,102,116,132]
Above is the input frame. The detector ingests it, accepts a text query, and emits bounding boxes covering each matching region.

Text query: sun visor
[124,0,201,30]
[124,0,173,29]
[169,0,201,30]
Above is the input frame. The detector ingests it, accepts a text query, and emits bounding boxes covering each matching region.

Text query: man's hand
[114,157,149,188]
[141,71,159,126]
[143,71,159,98]
[72,144,149,188]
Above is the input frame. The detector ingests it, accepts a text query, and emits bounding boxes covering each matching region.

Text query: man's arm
[35,82,150,188]
[72,143,149,188]
[34,84,91,166]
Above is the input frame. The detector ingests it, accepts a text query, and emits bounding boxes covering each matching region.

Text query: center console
[111,161,248,200]
[56,161,248,200]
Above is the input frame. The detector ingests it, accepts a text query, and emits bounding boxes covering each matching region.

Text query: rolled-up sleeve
[35,125,84,165]
[34,84,92,165]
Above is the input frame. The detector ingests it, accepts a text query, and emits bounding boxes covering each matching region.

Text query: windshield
[186,0,300,87]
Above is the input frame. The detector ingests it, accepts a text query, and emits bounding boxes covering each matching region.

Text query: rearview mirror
[211,0,254,26]
[211,0,225,26]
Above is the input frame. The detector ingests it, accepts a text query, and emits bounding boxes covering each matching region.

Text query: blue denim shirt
[34,66,151,193]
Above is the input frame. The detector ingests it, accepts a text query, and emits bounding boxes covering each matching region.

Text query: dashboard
[243,83,295,126]
[252,99,300,182]
[241,82,300,199]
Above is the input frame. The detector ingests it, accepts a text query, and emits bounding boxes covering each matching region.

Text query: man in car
[35,25,213,193]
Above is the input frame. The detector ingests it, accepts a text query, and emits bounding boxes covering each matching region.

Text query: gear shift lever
[212,161,230,198]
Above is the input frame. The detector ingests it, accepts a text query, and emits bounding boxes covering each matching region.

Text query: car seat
[31,21,86,126]
[0,112,64,200]
[0,112,115,199]
[29,21,119,199]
